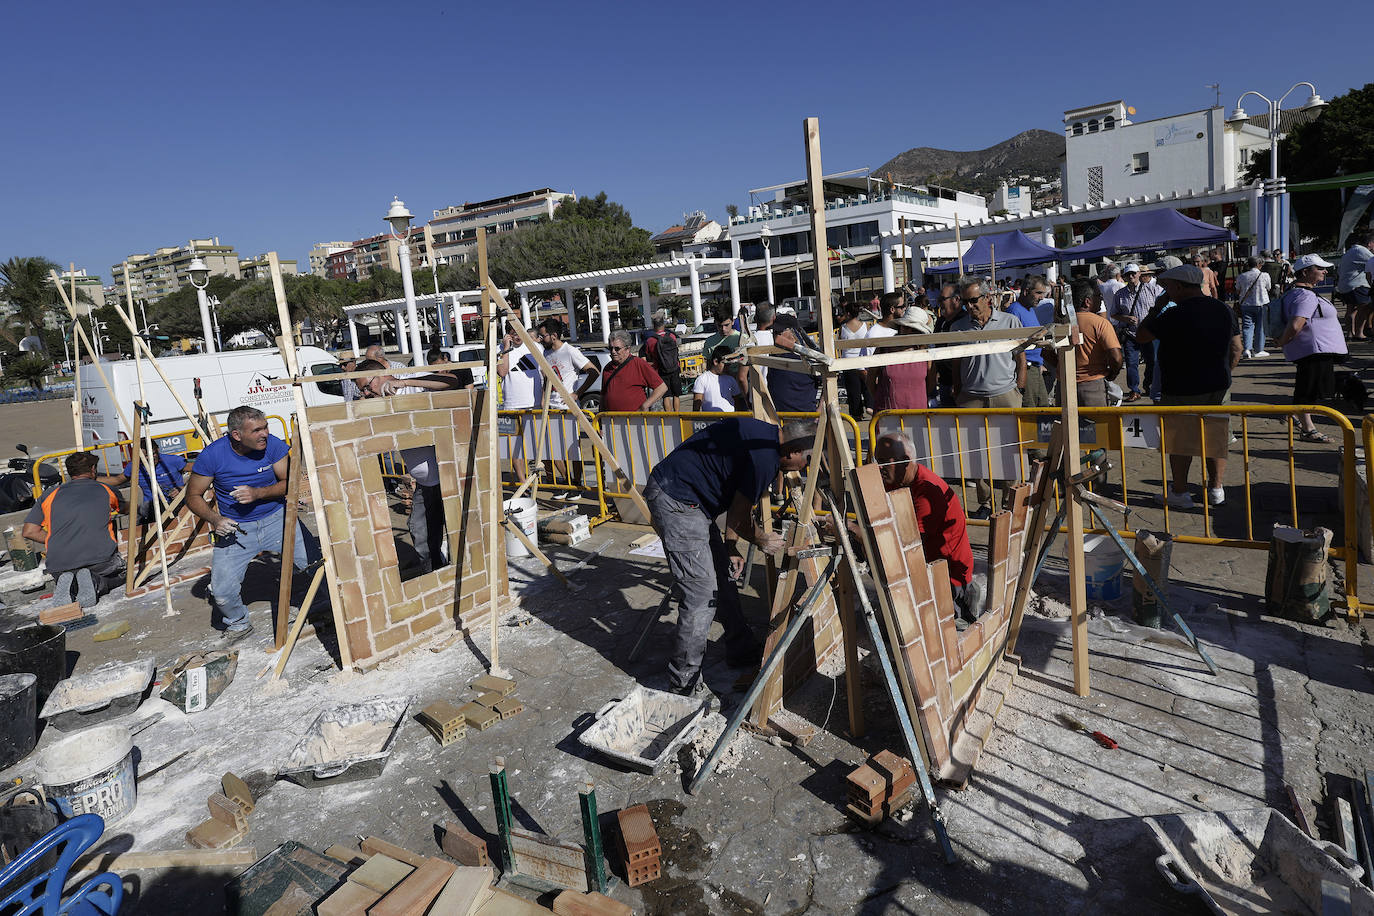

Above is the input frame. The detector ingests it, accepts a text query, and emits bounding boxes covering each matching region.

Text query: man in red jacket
[873,431,980,625]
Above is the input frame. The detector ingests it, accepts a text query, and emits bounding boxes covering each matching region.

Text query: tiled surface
[307,390,500,666]
[853,464,1031,776]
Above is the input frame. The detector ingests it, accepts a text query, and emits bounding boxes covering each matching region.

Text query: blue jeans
[1240,305,1265,353]
[210,504,316,630]
[1121,334,1156,395]
[644,481,755,690]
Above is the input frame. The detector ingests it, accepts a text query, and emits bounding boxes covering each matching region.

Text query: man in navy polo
[185,405,315,640]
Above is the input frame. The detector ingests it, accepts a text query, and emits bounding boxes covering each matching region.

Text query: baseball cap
[1157,264,1205,286]
[1151,255,1183,273]
[1291,253,1333,272]
[1122,263,1140,275]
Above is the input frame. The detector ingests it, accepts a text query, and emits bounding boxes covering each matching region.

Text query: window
[309,362,344,398]
[1087,166,1104,204]
[1103,115,1115,131]
[1132,152,1150,174]
[1072,121,1084,136]
[1087,119,1099,133]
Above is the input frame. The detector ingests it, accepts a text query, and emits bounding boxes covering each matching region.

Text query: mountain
[876,129,1065,202]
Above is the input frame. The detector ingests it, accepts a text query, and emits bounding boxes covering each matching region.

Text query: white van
[77,346,345,456]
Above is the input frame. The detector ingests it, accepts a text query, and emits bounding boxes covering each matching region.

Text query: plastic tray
[278,697,410,788]
[39,660,155,732]
[577,685,709,773]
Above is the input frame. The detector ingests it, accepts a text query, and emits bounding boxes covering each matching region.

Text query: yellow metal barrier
[872,404,1364,618]
[497,409,612,525]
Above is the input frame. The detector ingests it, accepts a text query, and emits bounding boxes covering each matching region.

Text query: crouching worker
[184,406,318,642]
[644,417,816,700]
[23,452,126,608]
[872,432,980,626]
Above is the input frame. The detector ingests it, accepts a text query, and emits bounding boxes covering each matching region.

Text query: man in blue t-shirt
[185,405,316,640]
[101,441,188,521]
[643,417,815,699]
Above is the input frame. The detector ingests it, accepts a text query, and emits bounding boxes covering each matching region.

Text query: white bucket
[503,498,538,558]
[37,723,136,825]
[1083,535,1125,601]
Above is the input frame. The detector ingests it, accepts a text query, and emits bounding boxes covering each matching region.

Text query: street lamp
[1227,82,1326,254]
[186,256,218,354]
[419,255,448,347]
[760,224,775,305]
[385,197,425,358]
[207,295,223,351]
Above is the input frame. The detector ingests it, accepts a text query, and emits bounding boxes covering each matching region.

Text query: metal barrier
[870,404,1364,617]
[31,413,291,498]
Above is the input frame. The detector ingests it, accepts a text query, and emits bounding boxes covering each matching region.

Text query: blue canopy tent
[1054,208,1236,259]
[928,230,1059,274]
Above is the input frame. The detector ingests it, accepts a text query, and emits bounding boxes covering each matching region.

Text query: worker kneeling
[872,432,981,627]
[23,452,126,608]
[644,418,815,699]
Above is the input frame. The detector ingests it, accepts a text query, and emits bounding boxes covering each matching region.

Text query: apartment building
[111,238,240,305]
[240,254,300,280]
[428,188,572,265]
[308,241,352,277]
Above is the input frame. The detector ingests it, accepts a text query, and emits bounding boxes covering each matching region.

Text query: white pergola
[513,257,742,343]
[341,289,493,354]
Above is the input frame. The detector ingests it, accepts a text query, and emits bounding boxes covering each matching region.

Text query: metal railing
[871,404,1364,617]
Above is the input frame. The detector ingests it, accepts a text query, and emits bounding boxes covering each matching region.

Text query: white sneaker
[1252,350,1269,358]
[1208,487,1225,506]
[1243,350,1252,359]
[1155,490,1195,509]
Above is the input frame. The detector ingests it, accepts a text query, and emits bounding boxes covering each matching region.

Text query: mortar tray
[1145,806,1374,915]
[578,685,709,773]
[278,697,410,787]
[39,659,155,732]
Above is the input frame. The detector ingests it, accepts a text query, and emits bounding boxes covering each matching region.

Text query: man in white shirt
[497,327,541,410]
[693,346,742,411]
[535,318,597,410]
[1337,233,1373,340]
[1097,264,1124,315]
[364,344,407,370]
[1234,256,1272,358]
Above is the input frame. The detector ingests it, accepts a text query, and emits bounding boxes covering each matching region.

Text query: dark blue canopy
[1054,208,1236,259]
[928,230,1058,274]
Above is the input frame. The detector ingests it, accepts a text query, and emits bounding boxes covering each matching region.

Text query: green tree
[3,353,51,390]
[1244,83,1374,247]
[487,218,653,287]
[553,191,634,228]
[149,275,245,340]
[218,281,283,342]
[0,256,63,344]
[89,306,134,355]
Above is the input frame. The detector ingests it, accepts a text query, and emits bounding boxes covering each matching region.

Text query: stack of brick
[616,804,660,887]
[845,750,916,825]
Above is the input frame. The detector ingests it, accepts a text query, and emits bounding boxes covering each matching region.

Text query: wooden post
[267,252,352,668]
[274,414,302,650]
[803,115,864,738]
[50,276,133,435]
[1057,340,1089,696]
[69,264,83,450]
[272,566,325,680]
[478,229,504,675]
[123,407,144,593]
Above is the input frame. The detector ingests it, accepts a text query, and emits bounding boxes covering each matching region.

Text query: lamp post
[186,256,218,354]
[1227,82,1326,254]
[385,197,425,358]
[420,255,448,347]
[760,224,775,305]
[208,295,223,351]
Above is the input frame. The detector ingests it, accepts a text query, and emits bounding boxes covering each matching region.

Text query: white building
[1062,100,1275,207]
[428,188,572,265]
[308,241,351,278]
[722,169,988,303]
[991,181,1032,217]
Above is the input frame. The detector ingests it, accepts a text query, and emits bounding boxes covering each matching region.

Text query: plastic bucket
[1083,535,1125,601]
[37,724,136,825]
[0,673,37,768]
[503,498,538,559]
[0,624,67,711]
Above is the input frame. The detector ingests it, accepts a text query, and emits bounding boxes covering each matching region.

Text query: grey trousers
[645,481,754,690]
[408,482,446,574]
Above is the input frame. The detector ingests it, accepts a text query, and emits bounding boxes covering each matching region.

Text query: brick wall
[307,389,503,666]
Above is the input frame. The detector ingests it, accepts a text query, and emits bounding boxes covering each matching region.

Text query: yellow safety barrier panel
[872,404,1364,618]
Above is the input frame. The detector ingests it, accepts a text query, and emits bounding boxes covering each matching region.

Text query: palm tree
[0,256,63,342]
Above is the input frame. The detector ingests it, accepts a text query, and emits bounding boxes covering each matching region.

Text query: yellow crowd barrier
[871,404,1364,618]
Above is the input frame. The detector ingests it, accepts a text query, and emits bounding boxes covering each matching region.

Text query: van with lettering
[76,346,346,459]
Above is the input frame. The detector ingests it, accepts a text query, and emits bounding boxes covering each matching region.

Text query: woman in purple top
[1276,254,1348,443]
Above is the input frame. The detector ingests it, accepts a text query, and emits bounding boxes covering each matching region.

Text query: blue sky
[2,0,1365,284]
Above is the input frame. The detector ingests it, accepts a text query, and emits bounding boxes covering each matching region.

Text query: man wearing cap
[1275,254,1347,443]
[1136,262,1242,508]
[644,418,815,699]
[950,276,1026,519]
[1110,263,1162,401]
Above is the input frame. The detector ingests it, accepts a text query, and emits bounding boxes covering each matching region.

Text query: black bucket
[0,673,36,768]
[0,624,67,711]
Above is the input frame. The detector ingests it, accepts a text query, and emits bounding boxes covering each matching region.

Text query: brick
[855,463,892,524]
[334,441,361,482]
[344,620,373,658]
[358,837,428,869]
[440,823,490,867]
[950,662,974,706]
[318,471,344,503]
[352,398,390,417]
[625,857,660,887]
[917,599,943,663]
[324,503,350,539]
[185,817,245,849]
[616,805,660,863]
[371,413,415,435]
[373,625,410,654]
[902,640,936,702]
[308,403,349,423]
[207,792,247,829]
[394,431,432,452]
[493,696,524,721]
[349,853,414,894]
[39,602,82,625]
[474,691,503,709]
[959,620,985,668]
[933,662,952,718]
[221,772,254,814]
[870,751,916,797]
[872,524,906,580]
[460,702,499,731]
[370,856,456,916]
[929,561,956,622]
[846,764,885,802]
[408,609,444,638]
[417,701,468,747]
[890,489,922,548]
[886,583,920,647]
[918,705,951,766]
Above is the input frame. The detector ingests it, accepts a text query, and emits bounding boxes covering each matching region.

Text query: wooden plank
[272,565,325,679]
[369,856,456,916]
[348,853,414,894]
[124,404,144,592]
[510,829,587,892]
[474,887,552,915]
[1007,423,1065,655]
[358,836,428,869]
[428,866,494,916]
[1335,796,1357,860]
[267,251,352,668]
[833,325,1066,350]
[823,402,866,737]
[71,846,259,876]
[826,335,1057,373]
[317,880,382,916]
[274,413,302,649]
[477,228,504,674]
[550,891,632,916]
[1058,342,1089,696]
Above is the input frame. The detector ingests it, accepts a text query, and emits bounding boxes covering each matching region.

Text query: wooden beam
[50,276,133,435]
[478,228,505,675]
[123,406,144,594]
[485,280,653,524]
[1006,422,1065,655]
[833,326,1068,351]
[267,252,352,668]
[827,336,1058,374]
[274,412,302,650]
[1058,341,1089,696]
[284,361,485,386]
[71,847,259,876]
[272,565,325,680]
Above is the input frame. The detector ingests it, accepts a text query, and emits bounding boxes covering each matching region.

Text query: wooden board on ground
[510,829,588,892]
[370,856,457,916]
[428,865,495,915]
[475,886,554,914]
[72,846,259,876]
